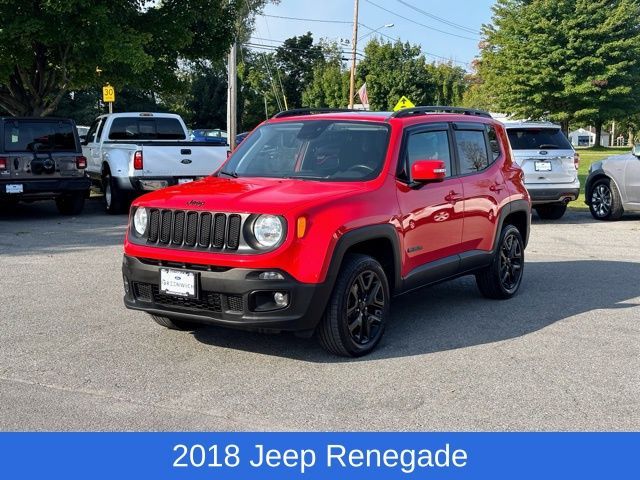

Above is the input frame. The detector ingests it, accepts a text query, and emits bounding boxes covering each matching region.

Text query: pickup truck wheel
[589,178,624,220]
[476,224,524,299]
[55,192,86,215]
[150,314,204,331]
[535,203,567,220]
[103,173,127,214]
[317,254,389,357]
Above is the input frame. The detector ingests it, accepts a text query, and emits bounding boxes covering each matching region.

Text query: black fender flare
[494,199,531,250]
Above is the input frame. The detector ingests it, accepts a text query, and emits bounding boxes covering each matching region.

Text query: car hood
[133,175,367,214]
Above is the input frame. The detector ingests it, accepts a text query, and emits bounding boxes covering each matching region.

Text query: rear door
[2,119,81,182]
[506,127,576,184]
[83,117,104,174]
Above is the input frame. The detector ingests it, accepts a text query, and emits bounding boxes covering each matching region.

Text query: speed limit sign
[102,84,115,103]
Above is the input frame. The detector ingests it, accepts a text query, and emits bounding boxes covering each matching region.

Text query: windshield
[507,128,572,150]
[220,120,390,181]
[3,120,77,152]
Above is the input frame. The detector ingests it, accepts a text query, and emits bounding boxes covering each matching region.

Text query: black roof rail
[390,106,492,119]
[272,108,358,119]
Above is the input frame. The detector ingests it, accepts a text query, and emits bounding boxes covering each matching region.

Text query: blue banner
[0,432,637,479]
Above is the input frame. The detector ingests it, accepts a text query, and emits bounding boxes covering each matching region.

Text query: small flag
[358,82,369,106]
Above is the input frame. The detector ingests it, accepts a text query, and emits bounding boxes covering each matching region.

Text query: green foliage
[0,0,239,116]
[356,39,436,110]
[476,0,640,128]
[426,63,468,106]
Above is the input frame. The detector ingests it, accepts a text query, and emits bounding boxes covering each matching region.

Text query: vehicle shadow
[537,209,640,225]
[0,197,127,255]
[190,260,640,362]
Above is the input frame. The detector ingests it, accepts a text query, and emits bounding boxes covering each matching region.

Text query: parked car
[235,131,250,145]
[585,144,640,220]
[503,121,579,219]
[121,106,531,357]
[82,113,228,214]
[190,129,227,145]
[0,117,90,215]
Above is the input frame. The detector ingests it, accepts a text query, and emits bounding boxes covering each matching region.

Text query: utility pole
[348,0,359,109]
[227,41,237,150]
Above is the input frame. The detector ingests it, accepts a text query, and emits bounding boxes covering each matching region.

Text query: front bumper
[0,176,91,199]
[526,184,580,204]
[122,255,331,332]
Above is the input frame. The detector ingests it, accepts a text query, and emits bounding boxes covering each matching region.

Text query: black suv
[0,117,90,214]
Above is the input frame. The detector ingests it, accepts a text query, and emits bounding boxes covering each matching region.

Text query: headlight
[253,215,284,248]
[133,207,148,236]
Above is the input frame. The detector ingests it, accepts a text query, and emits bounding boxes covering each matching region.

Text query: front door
[395,125,464,279]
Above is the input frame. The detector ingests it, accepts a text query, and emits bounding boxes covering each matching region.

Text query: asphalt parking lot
[0,198,638,431]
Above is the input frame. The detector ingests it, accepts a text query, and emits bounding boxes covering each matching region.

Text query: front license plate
[160,269,196,298]
[534,161,552,172]
[178,178,194,184]
[5,184,23,194]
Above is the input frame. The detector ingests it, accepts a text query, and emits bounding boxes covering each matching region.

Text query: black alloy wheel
[499,230,524,294]
[346,270,385,346]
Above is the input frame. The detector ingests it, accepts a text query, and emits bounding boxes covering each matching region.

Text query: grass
[568,146,630,210]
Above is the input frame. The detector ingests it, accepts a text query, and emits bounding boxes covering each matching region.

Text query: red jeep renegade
[122,107,531,357]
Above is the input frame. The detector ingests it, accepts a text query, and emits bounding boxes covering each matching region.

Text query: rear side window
[486,125,501,161]
[108,117,185,140]
[3,121,77,152]
[507,128,572,150]
[456,130,489,173]
[405,130,452,177]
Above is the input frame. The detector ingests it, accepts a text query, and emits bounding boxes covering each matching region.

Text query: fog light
[273,292,289,307]
[258,271,284,280]
[123,275,130,294]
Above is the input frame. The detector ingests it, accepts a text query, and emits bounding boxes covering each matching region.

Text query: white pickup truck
[83,112,227,213]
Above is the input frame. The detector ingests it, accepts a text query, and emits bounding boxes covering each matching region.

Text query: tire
[476,224,525,300]
[317,254,390,357]
[55,191,86,215]
[103,171,127,214]
[589,177,624,221]
[150,314,203,331]
[535,202,567,220]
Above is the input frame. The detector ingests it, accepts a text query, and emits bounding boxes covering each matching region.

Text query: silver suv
[503,121,579,219]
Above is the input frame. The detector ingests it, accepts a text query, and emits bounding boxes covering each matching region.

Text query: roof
[501,120,561,129]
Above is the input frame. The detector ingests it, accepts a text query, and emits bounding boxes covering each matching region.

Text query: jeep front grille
[147,209,242,251]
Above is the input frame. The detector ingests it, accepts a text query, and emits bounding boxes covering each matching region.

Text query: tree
[427,62,469,106]
[476,0,640,140]
[274,32,324,109]
[0,0,243,116]
[355,39,436,110]
[302,42,349,108]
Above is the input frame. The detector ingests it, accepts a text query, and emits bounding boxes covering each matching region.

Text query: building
[568,127,611,147]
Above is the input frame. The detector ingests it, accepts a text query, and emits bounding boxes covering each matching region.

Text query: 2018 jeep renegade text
[122,107,531,357]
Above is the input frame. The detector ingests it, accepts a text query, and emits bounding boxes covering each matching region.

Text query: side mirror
[411,160,447,183]
[632,144,640,157]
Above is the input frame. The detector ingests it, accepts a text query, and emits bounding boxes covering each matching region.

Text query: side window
[85,119,100,143]
[405,130,452,178]
[456,130,489,173]
[486,125,501,162]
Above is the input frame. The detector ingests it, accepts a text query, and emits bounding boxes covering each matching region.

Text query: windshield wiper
[284,174,328,180]
[218,170,238,178]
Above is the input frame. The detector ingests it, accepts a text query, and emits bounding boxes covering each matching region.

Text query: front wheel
[317,254,390,357]
[535,202,567,220]
[589,178,624,220]
[476,224,525,299]
[55,191,86,215]
[151,314,204,331]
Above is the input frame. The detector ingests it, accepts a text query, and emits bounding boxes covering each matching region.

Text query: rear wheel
[317,254,389,357]
[151,314,204,331]
[589,178,623,220]
[476,224,524,299]
[103,172,127,214]
[535,202,567,220]
[55,191,86,215]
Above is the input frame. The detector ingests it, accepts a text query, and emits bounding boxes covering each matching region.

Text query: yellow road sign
[393,95,415,111]
[102,84,115,103]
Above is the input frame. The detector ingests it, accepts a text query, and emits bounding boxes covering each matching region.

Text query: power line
[261,13,351,24]
[395,0,478,35]
[366,0,479,41]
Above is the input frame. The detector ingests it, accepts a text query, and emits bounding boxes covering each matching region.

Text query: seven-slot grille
[147,209,242,250]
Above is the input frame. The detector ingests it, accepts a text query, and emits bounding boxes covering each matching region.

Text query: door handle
[489,183,504,193]
[444,190,462,203]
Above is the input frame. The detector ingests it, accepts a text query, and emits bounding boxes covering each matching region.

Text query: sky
[253,0,497,70]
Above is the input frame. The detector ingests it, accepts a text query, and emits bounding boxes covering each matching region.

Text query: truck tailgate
[136,144,227,177]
